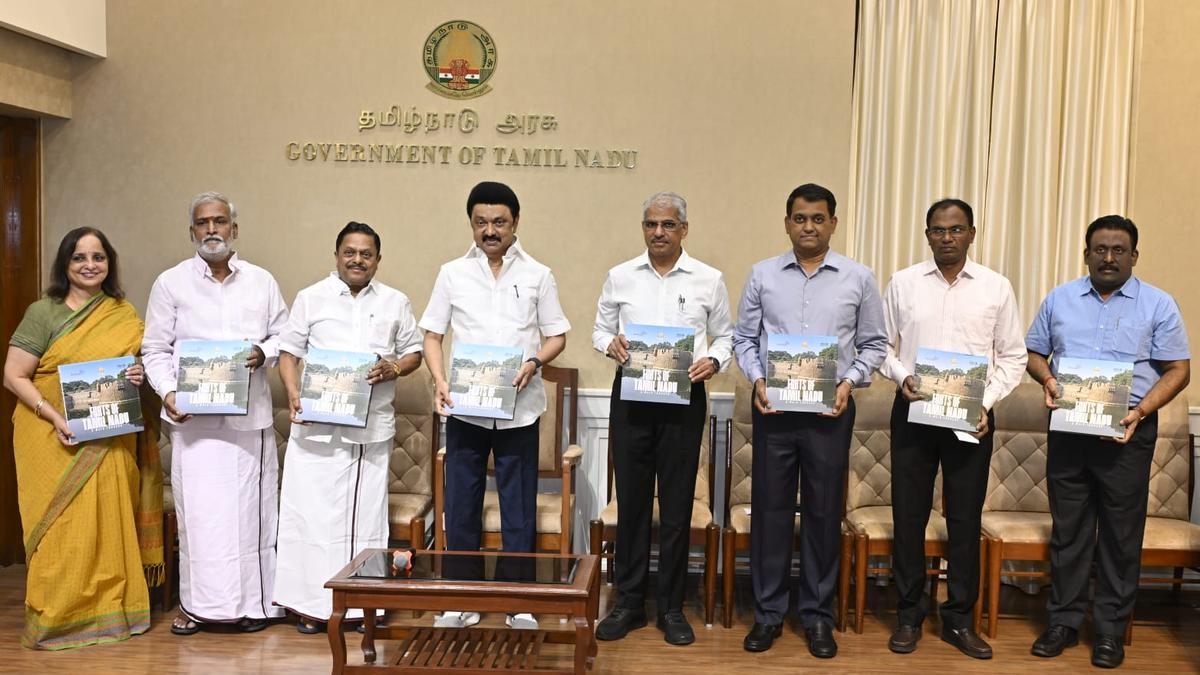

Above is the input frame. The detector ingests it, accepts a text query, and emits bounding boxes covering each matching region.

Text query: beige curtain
[848,0,1142,326]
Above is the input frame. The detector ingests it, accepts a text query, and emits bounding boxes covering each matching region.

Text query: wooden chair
[841,381,985,634]
[588,415,720,626]
[719,378,853,629]
[433,365,583,555]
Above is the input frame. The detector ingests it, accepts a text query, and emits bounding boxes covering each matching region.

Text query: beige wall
[41,0,856,391]
[1130,0,1200,393]
[0,28,72,118]
[0,0,106,58]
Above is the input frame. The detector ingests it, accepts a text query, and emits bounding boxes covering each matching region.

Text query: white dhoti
[273,435,390,621]
[171,426,284,621]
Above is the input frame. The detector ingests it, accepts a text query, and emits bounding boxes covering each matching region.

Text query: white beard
[196,237,232,262]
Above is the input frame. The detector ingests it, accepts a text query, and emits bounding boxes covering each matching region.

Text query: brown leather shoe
[888,624,922,653]
[940,625,992,659]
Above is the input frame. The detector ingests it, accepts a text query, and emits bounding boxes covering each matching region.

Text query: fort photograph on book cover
[908,347,988,432]
[620,323,694,405]
[298,348,375,427]
[1050,357,1133,437]
[449,343,521,419]
[766,334,838,413]
[59,356,145,442]
[176,340,252,415]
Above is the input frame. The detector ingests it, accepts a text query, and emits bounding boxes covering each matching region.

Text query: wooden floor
[2,564,1197,674]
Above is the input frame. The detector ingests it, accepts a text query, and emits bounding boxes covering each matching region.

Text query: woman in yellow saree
[3,227,163,650]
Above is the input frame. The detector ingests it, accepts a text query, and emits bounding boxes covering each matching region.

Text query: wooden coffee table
[325,549,599,674]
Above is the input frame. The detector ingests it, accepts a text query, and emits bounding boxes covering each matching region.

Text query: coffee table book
[907,347,988,433]
[1049,356,1134,438]
[619,323,694,405]
[765,333,839,413]
[175,339,252,415]
[449,342,521,419]
[297,347,375,427]
[58,355,145,442]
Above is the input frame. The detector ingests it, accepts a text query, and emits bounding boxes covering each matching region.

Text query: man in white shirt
[592,192,732,645]
[879,199,1026,659]
[273,222,423,633]
[420,182,571,631]
[142,191,289,635]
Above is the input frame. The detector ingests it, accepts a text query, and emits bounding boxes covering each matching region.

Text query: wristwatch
[708,356,720,371]
[525,356,543,371]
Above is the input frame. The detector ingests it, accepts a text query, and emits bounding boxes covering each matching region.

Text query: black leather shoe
[596,606,647,641]
[1031,624,1078,657]
[1092,633,1125,669]
[656,610,695,646]
[804,621,837,659]
[743,622,783,652]
[888,624,922,653]
[940,625,992,659]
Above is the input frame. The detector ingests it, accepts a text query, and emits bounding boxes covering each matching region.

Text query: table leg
[329,598,347,675]
[573,615,592,674]
[361,608,377,663]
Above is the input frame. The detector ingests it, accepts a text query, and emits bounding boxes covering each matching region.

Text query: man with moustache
[273,222,423,633]
[732,183,888,658]
[1026,216,1189,668]
[420,181,570,631]
[142,191,289,635]
[592,191,733,645]
[880,199,1026,659]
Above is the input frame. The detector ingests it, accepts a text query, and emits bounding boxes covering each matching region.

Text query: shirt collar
[919,257,979,281]
[1080,274,1140,299]
[465,237,527,261]
[190,252,241,279]
[636,248,695,275]
[327,270,377,296]
[779,248,845,272]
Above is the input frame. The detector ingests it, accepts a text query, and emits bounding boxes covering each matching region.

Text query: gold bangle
[390,360,402,377]
[34,398,46,418]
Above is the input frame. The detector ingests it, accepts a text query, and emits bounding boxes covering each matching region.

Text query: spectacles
[927,226,970,238]
[642,220,681,232]
[1089,246,1130,258]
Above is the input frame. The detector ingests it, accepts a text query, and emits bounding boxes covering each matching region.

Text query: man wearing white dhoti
[274,221,423,633]
[142,191,290,635]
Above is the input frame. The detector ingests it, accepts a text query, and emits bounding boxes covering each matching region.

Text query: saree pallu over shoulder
[12,295,163,650]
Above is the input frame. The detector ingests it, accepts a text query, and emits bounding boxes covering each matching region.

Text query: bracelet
[34,398,46,418]
[390,360,402,377]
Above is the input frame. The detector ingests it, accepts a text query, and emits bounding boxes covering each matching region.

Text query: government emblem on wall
[423,20,496,100]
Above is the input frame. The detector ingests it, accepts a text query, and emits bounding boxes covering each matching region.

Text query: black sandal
[170,615,200,636]
[296,619,325,634]
[237,617,269,633]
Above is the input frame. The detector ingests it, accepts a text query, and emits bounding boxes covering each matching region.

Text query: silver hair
[641,191,687,223]
[188,191,237,226]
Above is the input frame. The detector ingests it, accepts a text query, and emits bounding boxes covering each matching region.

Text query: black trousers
[890,393,994,629]
[609,370,707,614]
[750,399,854,627]
[1046,411,1158,636]
[444,416,540,554]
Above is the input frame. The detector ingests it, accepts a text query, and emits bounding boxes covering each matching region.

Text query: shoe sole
[940,635,992,660]
[596,617,647,641]
[888,640,918,654]
[1031,637,1078,658]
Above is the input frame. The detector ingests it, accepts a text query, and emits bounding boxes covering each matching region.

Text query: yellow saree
[12,295,163,650]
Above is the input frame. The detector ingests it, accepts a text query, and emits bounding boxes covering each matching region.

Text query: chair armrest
[562,444,583,466]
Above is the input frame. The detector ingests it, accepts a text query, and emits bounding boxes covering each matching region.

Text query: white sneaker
[505,613,539,630]
[434,611,481,628]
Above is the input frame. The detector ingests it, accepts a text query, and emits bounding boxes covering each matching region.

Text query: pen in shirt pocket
[514,284,520,299]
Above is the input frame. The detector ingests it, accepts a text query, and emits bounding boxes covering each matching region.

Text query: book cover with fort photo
[175,339,252,415]
[620,323,694,405]
[297,347,375,427]
[907,347,988,433]
[449,342,522,419]
[1049,356,1133,438]
[58,356,145,443]
[765,333,838,413]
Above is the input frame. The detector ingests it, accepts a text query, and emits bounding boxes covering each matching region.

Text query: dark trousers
[890,393,993,629]
[750,398,854,627]
[444,416,540,554]
[609,371,707,615]
[1046,412,1158,636]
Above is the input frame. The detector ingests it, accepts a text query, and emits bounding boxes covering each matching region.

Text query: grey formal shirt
[733,249,888,387]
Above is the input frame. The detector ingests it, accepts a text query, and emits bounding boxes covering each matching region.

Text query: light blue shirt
[1025,275,1190,405]
[733,250,888,387]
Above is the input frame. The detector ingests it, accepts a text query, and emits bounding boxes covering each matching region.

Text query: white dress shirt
[279,272,423,445]
[880,258,1027,411]
[143,253,289,431]
[592,249,733,370]
[419,238,571,430]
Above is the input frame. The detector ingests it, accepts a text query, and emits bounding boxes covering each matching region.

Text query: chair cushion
[980,511,1052,544]
[482,491,573,534]
[163,484,175,511]
[1142,516,1200,551]
[846,505,946,540]
[597,497,713,530]
[388,493,432,528]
